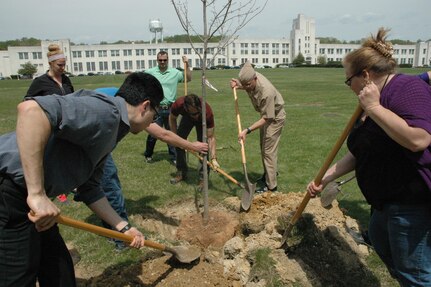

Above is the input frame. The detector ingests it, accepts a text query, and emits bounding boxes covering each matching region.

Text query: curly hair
[343,27,397,76]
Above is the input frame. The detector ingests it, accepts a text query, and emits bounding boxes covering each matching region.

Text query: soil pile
[75,191,379,287]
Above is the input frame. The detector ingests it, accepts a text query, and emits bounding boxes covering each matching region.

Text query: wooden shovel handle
[289,104,363,225]
[184,61,188,95]
[56,215,166,251]
[189,151,242,187]
[233,88,247,164]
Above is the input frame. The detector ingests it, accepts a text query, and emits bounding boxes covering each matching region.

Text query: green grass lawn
[0,67,428,283]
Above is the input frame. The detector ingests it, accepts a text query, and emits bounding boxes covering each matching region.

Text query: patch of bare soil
[75,191,379,287]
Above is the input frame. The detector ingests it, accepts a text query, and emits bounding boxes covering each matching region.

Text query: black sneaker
[256,185,277,193]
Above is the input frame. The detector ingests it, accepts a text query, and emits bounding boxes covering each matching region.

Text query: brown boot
[170,171,186,184]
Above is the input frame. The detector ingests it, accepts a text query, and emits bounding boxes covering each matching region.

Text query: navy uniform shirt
[0,89,129,205]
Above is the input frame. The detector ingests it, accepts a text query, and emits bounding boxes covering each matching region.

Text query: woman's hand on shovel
[124,227,145,249]
[307,181,323,198]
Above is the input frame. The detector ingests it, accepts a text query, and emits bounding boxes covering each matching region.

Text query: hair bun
[371,41,393,58]
[48,44,61,53]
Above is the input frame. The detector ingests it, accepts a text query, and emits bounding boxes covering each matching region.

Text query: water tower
[149,19,163,44]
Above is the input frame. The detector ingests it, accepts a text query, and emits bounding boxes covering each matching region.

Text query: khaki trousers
[259,112,285,190]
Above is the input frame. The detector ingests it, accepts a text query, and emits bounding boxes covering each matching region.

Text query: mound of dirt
[75,192,378,287]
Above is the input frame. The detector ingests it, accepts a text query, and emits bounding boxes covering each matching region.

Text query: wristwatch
[119,223,131,233]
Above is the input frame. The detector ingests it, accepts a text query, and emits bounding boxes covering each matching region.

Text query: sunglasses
[157,59,168,62]
[345,72,361,87]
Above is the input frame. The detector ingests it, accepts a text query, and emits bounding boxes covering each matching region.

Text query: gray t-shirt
[0,89,130,204]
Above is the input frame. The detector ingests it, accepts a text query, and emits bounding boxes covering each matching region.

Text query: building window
[98,50,107,57]
[171,48,180,55]
[136,49,145,56]
[111,50,120,57]
[99,61,108,71]
[123,49,132,56]
[172,59,181,68]
[336,48,343,54]
[136,60,145,70]
[183,48,192,54]
[261,43,269,55]
[272,43,280,55]
[124,60,133,70]
[112,61,121,70]
[73,51,82,58]
[18,52,29,60]
[32,52,42,59]
[148,49,157,56]
[73,62,83,72]
[86,62,96,71]
[85,51,95,58]
[148,59,157,68]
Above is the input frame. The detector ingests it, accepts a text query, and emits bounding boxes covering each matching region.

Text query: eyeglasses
[157,59,168,62]
[150,103,160,120]
[345,72,361,87]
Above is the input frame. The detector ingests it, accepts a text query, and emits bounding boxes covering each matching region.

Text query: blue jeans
[101,154,128,230]
[144,108,176,160]
[368,203,431,286]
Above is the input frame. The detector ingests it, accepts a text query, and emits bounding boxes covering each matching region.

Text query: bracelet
[119,223,131,233]
[246,127,252,134]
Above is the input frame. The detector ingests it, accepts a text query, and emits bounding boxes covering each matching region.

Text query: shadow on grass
[76,251,200,287]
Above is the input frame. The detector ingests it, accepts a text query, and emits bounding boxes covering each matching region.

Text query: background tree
[171,0,268,222]
[18,61,37,77]
[292,52,305,66]
[317,55,327,65]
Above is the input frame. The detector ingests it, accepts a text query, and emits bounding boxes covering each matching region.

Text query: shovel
[190,151,245,189]
[320,175,356,207]
[233,87,256,211]
[279,104,363,248]
[56,215,201,264]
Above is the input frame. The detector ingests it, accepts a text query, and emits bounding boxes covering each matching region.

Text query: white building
[0,14,429,77]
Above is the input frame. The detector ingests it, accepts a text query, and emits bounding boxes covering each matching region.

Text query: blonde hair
[47,44,66,62]
[343,28,397,76]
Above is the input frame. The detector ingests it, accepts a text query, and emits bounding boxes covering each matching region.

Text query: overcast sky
[1,0,429,44]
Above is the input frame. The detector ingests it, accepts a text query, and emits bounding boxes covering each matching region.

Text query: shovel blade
[240,182,256,211]
[168,245,201,263]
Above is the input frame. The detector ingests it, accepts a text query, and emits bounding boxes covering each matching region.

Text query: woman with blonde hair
[26,43,74,98]
[308,28,431,286]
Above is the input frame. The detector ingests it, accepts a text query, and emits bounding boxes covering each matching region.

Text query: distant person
[230,61,286,193]
[25,43,75,204]
[26,43,74,98]
[169,94,219,189]
[307,28,431,286]
[0,72,162,286]
[94,87,208,251]
[144,51,192,164]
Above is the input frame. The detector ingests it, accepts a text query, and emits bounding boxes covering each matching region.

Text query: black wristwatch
[246,127,252,134]
[119,223,131,233]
